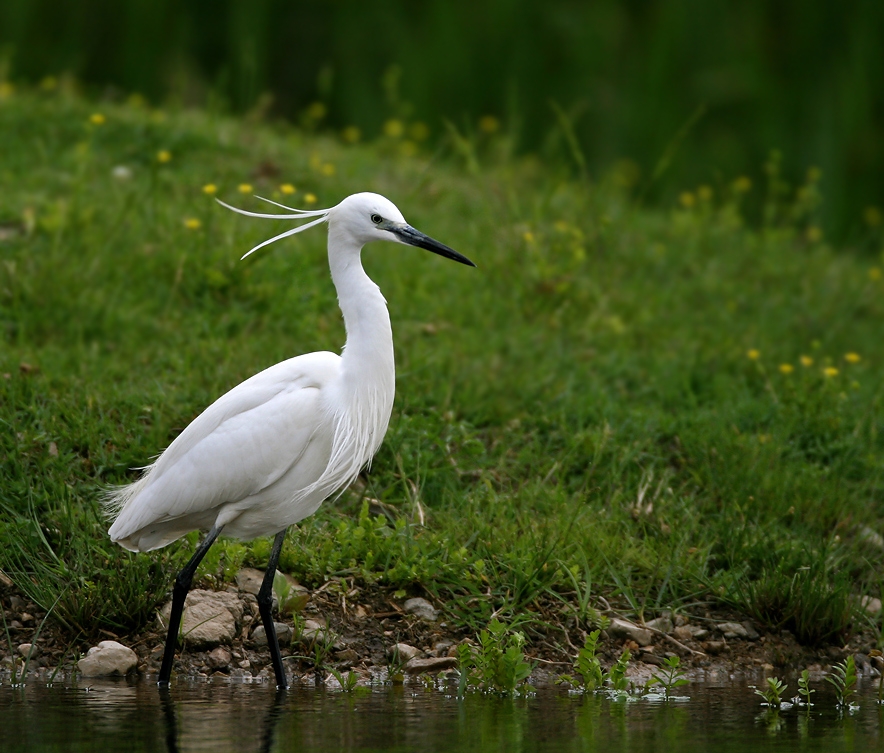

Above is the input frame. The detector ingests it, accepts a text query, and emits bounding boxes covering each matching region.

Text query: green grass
[1,87,883,648]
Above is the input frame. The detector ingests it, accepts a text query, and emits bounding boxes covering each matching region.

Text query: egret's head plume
[217,196,331,259]
[221,191,475,267]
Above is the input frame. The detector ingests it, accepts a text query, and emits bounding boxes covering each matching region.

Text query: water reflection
[160,686,287,753]
[0,679,881,752]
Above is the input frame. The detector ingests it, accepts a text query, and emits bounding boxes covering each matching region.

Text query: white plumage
[108,191,472,551]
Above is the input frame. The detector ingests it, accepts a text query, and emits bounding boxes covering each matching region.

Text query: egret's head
[330,192,474,266]
[218,191,474,266]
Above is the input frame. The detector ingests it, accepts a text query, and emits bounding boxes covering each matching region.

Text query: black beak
[390,224,476,267]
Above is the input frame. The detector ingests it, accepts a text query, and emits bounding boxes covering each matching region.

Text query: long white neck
[327,226,395,457]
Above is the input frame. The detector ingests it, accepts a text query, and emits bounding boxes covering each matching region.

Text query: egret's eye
[371,213,383,224]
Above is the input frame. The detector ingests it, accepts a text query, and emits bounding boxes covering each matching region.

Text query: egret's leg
[158,524,224,686]
[257,528,289,689]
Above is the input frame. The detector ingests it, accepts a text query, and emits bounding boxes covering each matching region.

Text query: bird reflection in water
[160,687,288,753]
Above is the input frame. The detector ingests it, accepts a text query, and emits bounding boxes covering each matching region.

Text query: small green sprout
[605,647,632,692]
[328,667,362,692]
[646,655,689,698]
[457,618,534,696]
[753,676,788,707]
[558,630,604,692]
[797,670,815,706]
[825,655,857,706]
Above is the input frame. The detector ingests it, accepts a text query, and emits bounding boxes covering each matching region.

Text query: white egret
[106,192,475,688]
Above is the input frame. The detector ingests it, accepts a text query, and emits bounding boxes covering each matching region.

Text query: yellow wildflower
[0,82,14,99]
[202,184,217,195]
[321,163,335,177]
[157,150,172,163]
[183,218,202,230]
[40,76,58,91]
[844,353,861,364]
[127,93,147,109]
[869,267,882,281]
[800,355,813,367]
[779,364,794,374]
[523,231,536,244]
[306,101,327,120]
[697,185,713,202]
[409,122,430,142]
[90,113,106,126]
[304,193,317,205]
[679,192,695,209]
[383,119,404,139]
[746,349,760,360]
[479,115,500,134]
[341,126,361,144]
[732,176,752,193]
[238,183,253,194]
[864,207,882,227]
[823,367,839,378]
[279,183,296,195]
[806,226,822,243]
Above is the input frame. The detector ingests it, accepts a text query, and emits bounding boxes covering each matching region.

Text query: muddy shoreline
[2,577,880,687]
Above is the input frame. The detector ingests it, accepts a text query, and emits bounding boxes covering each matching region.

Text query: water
[1,678,881,752]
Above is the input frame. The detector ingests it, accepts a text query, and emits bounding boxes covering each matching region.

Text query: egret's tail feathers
[101,470,151,523]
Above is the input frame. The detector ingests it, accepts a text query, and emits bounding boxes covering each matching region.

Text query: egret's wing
[108,352,340,541]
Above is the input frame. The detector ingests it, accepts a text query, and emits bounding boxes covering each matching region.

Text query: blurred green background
[1,0,882,237]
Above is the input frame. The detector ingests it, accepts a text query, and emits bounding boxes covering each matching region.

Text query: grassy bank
[1,87,882,651]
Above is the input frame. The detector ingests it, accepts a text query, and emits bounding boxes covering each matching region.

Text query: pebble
[405,657,458,674]
[159,590,243,648]
[335,648,359,664]
[207,646,232,670]
[78,640,138,677]
[717,621,759,640]
[403,597,438,622]
[672,626,693,641]
[607,618,653,647]
[251,623,293,647]
[645,617,673,634]
[17,643,35,658]
[390,643,423,662]
[235,568,308,613]
[702,641,727,655]
[298,620,330,646]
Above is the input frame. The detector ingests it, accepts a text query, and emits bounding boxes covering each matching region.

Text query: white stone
[235,567,268,595]
[858,526,884,550]
[607,618,653,646]
[298,619,331,646]
[78,641,137,677]
[645,617,674,634]
[390,643,423,661]
[718,621,752,639]
[405,657,458,674]
[251,622,293,647]
[159,589,243,648]
[403,597,437,621]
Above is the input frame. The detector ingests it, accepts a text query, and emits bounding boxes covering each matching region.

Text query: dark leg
[158,524,223,686]
[257,528,289,689]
